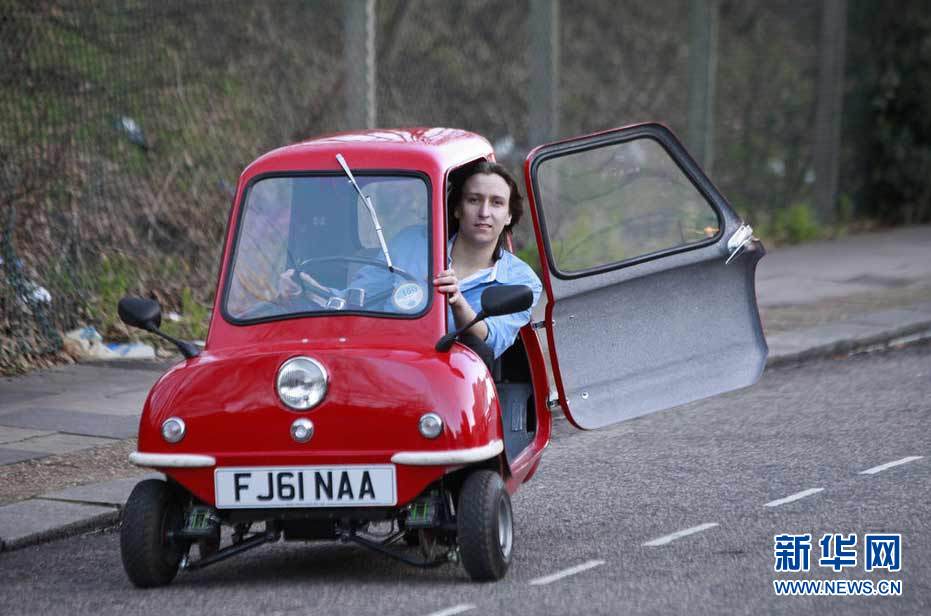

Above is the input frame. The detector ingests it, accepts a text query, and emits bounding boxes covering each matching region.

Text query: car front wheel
[457,469,513,581]
[120,479,185,588]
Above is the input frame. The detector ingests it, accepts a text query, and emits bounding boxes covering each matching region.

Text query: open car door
[524,123,767,430]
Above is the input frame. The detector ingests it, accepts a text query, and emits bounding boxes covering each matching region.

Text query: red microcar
[117,124,767,587]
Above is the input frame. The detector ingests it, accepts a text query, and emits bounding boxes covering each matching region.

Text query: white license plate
[215,465,396,508]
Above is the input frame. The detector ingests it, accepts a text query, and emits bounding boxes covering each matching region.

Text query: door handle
[725,224,754,265]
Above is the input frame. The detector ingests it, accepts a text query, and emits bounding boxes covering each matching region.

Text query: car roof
[242,128,495,179]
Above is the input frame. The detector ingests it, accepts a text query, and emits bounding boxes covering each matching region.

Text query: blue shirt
[446,235,542,359]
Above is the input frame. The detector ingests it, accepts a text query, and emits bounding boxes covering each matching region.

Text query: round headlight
[161,417,186,443]
[418,413,443,439]
[277,356,328,410]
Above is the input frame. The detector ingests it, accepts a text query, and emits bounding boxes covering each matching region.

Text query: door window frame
[528,123,727,281]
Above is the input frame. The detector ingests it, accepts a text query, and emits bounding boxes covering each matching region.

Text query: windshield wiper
[336,153,394,272]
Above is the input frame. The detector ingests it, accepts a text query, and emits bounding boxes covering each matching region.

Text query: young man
[435,161,542,362]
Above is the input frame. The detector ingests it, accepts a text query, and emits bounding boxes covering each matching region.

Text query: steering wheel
[295,256,421,309]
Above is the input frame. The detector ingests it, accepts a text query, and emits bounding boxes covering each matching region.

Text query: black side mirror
[117,296,200,359]
[480,284,533,317]
[435,284,534,352]
[118,297,162,331]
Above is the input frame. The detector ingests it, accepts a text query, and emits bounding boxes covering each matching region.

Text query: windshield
[225,174,430,321]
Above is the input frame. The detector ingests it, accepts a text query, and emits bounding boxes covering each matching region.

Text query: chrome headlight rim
[418,412,444,439]
[290,417,315,443]
[161,417,186,444]
[276,356,329,411]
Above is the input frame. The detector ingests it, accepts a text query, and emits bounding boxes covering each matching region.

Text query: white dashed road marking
[859,456,924,475]
[764,488,824,507]
[429,458,924,612]
[642,523,719,547]
[528,560,606,585]
[424,604,475,616]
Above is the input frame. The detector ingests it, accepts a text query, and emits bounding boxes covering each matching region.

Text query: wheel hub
[497,496,513,559]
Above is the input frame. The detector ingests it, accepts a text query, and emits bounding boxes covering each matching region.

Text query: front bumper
[128,441,505,507]
[129,452,216,468]
[389,440,503,465]
[130,441,504,470]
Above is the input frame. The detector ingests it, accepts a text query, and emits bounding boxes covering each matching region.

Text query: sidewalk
[2,226,930,552]
[758,225,931,363]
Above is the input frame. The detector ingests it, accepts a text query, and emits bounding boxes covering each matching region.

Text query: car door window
[534,137,720,275]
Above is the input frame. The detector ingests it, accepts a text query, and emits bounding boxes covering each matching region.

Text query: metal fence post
[529,0,560,147]
[813,0,847,224]
[344,0,377,129]
[687,0,718,174]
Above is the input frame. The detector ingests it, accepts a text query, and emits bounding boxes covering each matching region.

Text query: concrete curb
[766,318,931,368]
[0,502,119,552]
[0,474,161,553]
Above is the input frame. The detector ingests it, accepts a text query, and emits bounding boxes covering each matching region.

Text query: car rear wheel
[457,470,513,581]
[120,479,185,588]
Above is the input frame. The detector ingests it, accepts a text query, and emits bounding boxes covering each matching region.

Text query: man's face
[454,173,512,246]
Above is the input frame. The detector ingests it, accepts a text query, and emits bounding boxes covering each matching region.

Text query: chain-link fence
[1,0,350,369]
[0,0,894,372]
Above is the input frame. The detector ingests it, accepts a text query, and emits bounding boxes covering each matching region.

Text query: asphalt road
[1,342,929,616]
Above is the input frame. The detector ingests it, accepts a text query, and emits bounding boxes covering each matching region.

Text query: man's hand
[298,271,330,295]
[434,268,488,340]
[278,269,330,306]
[278,269,301,298]
[433,268,463,305]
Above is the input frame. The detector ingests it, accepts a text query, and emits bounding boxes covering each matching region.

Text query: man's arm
[437,261,543,359]
[450,285,489,341]
[482,265,542,358]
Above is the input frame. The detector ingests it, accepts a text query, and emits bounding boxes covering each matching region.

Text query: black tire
[120,479,185,588]
[457,470,513,581]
